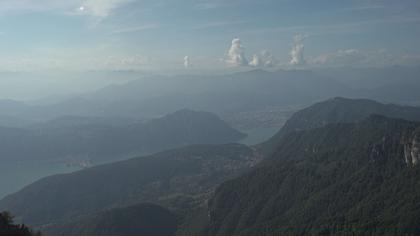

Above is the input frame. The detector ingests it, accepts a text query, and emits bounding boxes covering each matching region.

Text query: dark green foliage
[0,144,255,226]
[260,97,420,157]
[5,97,420,236]
[42,204,176,236]
[0,211,41,236]
[205,116,420,236]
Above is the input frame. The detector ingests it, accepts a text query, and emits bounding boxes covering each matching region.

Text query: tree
[0,211,42,236]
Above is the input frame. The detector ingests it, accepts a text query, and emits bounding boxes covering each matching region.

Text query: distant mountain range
[2,67,420,125]
[2,97,420,236]
[0,109,245,162]
[0,69,350,122]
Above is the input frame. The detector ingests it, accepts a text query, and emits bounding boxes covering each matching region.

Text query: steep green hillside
[0,144,256,226]
[260,97,420,156]
[4,98,420,236]
[205,116,420,236]
[42,204,177,236]
[0,211,41,236]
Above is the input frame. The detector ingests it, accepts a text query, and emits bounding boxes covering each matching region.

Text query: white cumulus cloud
[289,34,306,66]
[226,38,248,67]
[184,56,191,69]
[249,50,276,67]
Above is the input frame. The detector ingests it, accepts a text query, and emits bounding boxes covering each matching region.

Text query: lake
[239,127,278,145]
[0,127,278,200]
[0,160,81,199]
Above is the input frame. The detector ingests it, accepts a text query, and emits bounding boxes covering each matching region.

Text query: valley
[2,2,420,235]
[2,97,420,236]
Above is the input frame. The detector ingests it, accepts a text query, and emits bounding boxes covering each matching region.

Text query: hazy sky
[0,0,420,72]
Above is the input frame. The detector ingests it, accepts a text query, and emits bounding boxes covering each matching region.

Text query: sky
[0,0,420,72]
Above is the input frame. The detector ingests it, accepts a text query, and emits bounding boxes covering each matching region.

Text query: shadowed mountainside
[0,109,245,162]
[0,143,257,227]
[203,116,420,236]
[260,97,420,156]
[41,204,177,236]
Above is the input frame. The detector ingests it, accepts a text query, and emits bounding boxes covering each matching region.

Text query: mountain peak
[206,115,420,236]
[169,108,204,116]
[259,97,420,157]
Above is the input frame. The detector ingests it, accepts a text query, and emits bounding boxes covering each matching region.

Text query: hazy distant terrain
[0,69,349,122]
[2,1,420,235]
[2,66,420,236]
[0,109,245,162]
[2,67,420,126]
[0,109,244,199]
[3,97,420,236]
[2,66,419,148]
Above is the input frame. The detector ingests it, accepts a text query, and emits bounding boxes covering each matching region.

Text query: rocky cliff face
[259,97,420,158]
[201,116,420,236]
[403,131,420,166]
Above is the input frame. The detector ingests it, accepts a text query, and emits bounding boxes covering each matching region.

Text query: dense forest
[204,116,420,235]
[42,204,177,236]
[2,98,420,236]
[1,1,420,235]
[0,212,41,236]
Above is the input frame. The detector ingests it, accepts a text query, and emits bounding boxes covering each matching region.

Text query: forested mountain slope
[260,97,420,156]
[42,204,177,236]
[204,116,420,236]
[0,144,256,227]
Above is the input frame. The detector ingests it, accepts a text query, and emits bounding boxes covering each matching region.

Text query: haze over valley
[1,1,420,236]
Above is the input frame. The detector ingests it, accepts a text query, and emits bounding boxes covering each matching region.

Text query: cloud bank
[313,49,366,66]
[249,50,276,67]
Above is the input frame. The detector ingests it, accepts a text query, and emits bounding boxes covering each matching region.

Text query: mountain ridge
[0,143,256,227]
[203,115,420,236]
[259,97,420,157]
[0,109,245,162]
